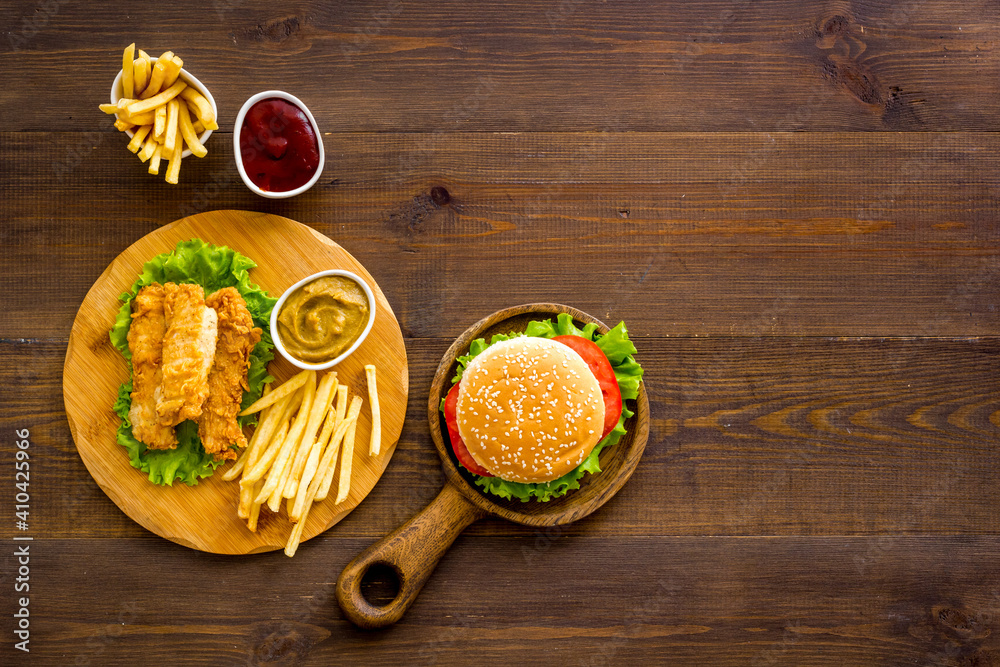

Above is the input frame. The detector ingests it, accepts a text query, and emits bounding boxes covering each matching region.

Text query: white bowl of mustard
[270,270,376,371]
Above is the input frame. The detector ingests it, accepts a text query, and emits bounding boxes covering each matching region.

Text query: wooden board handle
[336,482,487,628]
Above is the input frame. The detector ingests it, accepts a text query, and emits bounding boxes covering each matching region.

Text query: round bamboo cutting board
[63,210,408,555]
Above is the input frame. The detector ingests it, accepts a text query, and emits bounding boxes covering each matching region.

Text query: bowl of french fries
[100,44,218,184]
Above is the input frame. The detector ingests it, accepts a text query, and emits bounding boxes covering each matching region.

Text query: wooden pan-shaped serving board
[63,210,408,554]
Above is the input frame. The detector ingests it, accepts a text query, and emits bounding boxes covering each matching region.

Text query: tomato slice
[443,382,494,477]
[552,335,622,438]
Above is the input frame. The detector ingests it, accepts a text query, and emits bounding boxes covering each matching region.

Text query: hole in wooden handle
[359,561,402,608]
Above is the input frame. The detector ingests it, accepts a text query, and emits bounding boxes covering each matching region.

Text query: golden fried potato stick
[286,430,340,556]
[138,132,158,162]
[113,117,134,132]
[249,373,316,496]
[239,369,310,416]
[164,98,180,155]
[177,102,207,158]
[127,80,186,117]
[147,144,162,175]
[140,50,173,99]
[247,480,264,531]
[133,57,149,96]
[127,125,151,153]
[239,390,300,486]
[365,365,381,456]
[335,396,364,504]
[283,372,338,499]
[239,420,288,518]
[153,105,166,139]
[99,100,132,116]
[164,142,182,185]
[284,494,311,556]
[289,406,339,522]
[162,55,183,88]
[312,403,356,502]
[314,385,349,500]
[125,110,155,126]
[180,87,217,130]
[264,374,321,511]
[246,388,303,491]
[268,457,293,512]
[121,43,135,99]
[285,397,357,556]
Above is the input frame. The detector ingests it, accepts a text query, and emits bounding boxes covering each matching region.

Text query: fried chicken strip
[126,283,178,450]
[155,282,218,426]
[198,287,262,460]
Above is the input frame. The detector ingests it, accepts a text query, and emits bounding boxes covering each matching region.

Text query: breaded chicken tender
[198,287,262,460]
[127,283,178,450]
[155,282,218,426]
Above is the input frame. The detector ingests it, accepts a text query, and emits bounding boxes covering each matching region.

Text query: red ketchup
[239,98,320,192]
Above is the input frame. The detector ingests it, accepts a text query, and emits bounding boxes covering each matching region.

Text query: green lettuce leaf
[445,312,643,502]
[109,239,277,486]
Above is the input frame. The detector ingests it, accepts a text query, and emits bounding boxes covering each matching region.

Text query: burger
[441,313,643,502]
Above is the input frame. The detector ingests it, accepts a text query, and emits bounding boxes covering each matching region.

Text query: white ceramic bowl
[233,90,325,199]
[110,57,218,159]
[270,270,376,371]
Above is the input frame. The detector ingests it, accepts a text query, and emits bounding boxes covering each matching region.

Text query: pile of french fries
[98,44,217,184]
[224,365,381,557]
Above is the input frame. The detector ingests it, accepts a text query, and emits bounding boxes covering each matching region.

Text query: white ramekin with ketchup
[234,90,325,198]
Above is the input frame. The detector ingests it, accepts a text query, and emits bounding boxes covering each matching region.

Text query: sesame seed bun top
[456,336,605,483]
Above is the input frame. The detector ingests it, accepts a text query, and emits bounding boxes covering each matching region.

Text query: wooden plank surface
[2,131,998,338]
[1,0,998,663]
[11,537,1000,665]
[2,1,1000,132]
[4,336,998,541]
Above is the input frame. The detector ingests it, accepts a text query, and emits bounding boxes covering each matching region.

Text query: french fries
[315,385,349,501]
[127,125,151,153]
[165,143,183,186]
[147,145,162,175]
[133,56,150,94]
[153,105,166,139]
[335,397,364,504]
[239,370,309,416]
[126,81,187,117]
[121,43,135,99]
[229,366,386,557]
[177,102,207,158]
[365,365,381,456]
[180,86,218,130]
[284,372,338,499]
[99,44,214,184]
[163,99,180,155]
[138,132,157,162]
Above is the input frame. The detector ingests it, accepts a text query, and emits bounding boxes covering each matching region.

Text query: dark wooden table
[2,1,999,664]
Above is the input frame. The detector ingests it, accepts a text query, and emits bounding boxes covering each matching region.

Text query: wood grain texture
[10,537,1000,665]
[2,0,999,661]
[5,337,996,541]
[2,1,999,132]
[2,131,998,339]
[62,211,409,553]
